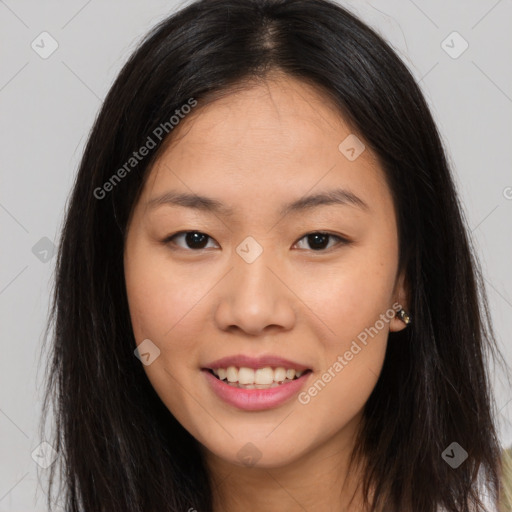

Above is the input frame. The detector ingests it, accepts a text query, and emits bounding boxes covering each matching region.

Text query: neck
[204,413,368,512]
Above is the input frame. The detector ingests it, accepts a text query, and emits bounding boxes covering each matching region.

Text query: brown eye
[294,232,350,251]
[165,231,218,250]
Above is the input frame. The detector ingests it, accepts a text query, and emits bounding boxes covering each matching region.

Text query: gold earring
[396,308,411,325]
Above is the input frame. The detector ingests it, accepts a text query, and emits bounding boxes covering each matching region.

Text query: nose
[214,248,296,336]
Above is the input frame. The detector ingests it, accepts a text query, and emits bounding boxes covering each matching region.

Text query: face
[124,74,408,471]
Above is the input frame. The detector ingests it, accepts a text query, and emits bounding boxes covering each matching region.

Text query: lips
[201,354,313,410]
[203,354,311,372]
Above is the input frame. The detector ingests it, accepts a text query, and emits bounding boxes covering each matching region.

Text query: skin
[124,73,409,512]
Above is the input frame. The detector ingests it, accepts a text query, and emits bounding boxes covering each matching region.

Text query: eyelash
[162,230,352,253]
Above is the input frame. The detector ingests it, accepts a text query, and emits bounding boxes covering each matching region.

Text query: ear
[389,268,410,333]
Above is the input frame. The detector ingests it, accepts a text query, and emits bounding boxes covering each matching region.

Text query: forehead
[163,76,355,158]
[138,76,391,219]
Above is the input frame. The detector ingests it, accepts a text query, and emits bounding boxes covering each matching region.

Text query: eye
[293,232,350,251]
[164,231,219,250]
[163,230,351,252]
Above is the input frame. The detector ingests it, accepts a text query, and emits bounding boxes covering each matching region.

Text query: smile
[208,366,310,389]
[202,367,313,411]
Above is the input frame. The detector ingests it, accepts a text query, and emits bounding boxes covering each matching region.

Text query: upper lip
[203,354,311,371]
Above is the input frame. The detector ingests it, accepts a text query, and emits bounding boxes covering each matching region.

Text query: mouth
[203,366,313,390]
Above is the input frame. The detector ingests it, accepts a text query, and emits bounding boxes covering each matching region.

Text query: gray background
[1,0,511,510]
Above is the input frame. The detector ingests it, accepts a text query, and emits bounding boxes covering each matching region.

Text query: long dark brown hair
[39,0,507,510]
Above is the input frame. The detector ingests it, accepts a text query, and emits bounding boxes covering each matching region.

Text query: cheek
[305,234,397,416]
[124,246,210,362]
[124,250,210,424]
[297,268,392,429]
[295,252,397,344]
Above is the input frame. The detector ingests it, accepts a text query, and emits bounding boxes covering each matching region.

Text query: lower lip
[202,369,311,411]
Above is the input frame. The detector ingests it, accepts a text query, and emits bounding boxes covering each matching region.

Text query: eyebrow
[145,188,369,216]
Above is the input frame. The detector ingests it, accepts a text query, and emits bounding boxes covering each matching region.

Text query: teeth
[254,367,274,385]
[226,366,238,383]
[254,383,277,389]
[274,367,287,382]
[211,365,308,385]
[238,367,255,385]
[287,369,296,379]
[226,381,281,389]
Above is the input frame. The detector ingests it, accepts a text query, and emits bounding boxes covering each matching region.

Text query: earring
[396,308,412,325]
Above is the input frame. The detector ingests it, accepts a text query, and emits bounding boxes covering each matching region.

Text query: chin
[200,431,312,470]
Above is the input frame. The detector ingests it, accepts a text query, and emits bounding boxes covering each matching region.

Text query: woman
[39,0,509,510]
